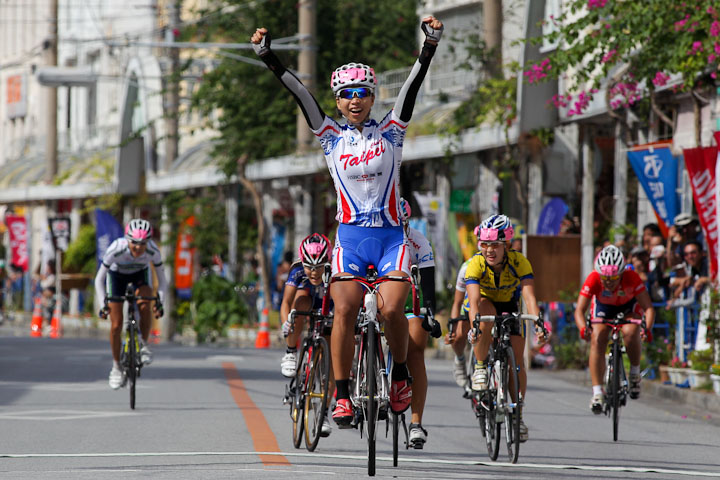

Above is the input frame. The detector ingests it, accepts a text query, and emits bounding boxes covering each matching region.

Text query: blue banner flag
[537,197,569,235]
[95,209,124,267]
[627,145,679,230]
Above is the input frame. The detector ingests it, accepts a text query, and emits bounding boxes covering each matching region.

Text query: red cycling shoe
[332,398,353,426]
[390,378,412,413]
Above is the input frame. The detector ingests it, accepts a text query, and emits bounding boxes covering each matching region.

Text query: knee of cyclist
[333,301,359,319]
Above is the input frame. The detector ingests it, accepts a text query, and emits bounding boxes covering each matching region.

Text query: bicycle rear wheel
[503,347,520,463]
[304,337,330,452]
[365,326,378,477]
[612,342,622,442]
[292,345,309,449]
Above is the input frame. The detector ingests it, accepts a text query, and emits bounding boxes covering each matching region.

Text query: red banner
[174,216,196,292]
[682,132,720,279]
[6,215,29,272]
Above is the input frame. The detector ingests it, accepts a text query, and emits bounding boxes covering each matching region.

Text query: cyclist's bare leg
[286,292,311,349]
[471,298,497,363]
[589,324,611,386]
[330,278,363,383]
[377,273,410,363]
[450,319,470,358]
[621,323,642,365]
[108,301,124,362]
[137,285,154,343]
[407,316,428,424]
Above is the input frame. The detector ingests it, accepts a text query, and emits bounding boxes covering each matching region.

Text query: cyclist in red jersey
[574,245,655,413]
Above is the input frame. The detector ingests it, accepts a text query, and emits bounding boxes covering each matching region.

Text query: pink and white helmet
[330,63,377,95]
[299,233,330,266]
[594,245,625,277]
[474,214,514,247]
[125,218,152,243]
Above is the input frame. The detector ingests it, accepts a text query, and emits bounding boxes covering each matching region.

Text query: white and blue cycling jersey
[406,227,435,269]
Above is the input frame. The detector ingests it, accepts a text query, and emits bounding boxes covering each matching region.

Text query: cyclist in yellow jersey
[465,214,540,442]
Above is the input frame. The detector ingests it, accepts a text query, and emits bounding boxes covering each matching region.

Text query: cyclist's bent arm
[635,290,656,330]
[450,288,465,319]
[574,294,591,331]
[519,278,540,316]
[94,263,109,306]
[466,283,481,325]
[253,39,326,131]
[279,284,299,326]
[154,263,168,304]
[419,266,436,313]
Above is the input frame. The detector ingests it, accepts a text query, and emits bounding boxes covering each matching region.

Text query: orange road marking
[222,362,290,466]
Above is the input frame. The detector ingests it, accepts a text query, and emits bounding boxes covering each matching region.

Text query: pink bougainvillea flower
[715,42,720,54]
[653,71,671,87]
[674,14,690,31]
[587,0,607,10]
[712,20,720,37]
[601,49,617,63]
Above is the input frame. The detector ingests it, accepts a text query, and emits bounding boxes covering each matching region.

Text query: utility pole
[581,125,595,281]
[296,0,316,153]
[164,0,181,171]
[483,0,503,79]
[45,0,58,182]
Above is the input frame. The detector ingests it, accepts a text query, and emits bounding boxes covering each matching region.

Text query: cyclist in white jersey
[94,219,167,390]
[252,16,443,424]
[401,199,440,448]
[446,258,472,392]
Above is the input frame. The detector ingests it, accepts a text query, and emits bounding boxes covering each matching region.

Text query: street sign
[49,217,71,252]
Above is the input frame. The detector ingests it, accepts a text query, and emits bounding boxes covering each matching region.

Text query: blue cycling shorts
[332,224,410,277]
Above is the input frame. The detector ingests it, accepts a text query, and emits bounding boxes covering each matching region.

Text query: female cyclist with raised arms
[465,214,540,442]
[251,16,443,425]
[94,219,167,390]
[574,245,655,413]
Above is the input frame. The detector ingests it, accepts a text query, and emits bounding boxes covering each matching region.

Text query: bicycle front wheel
[304,337,330,452]
[128,330,138,410]
[502,348,520,463]
[612,342,622,442]
[365,326,378,477]
[292,345,309,449]
[483,390,500,460]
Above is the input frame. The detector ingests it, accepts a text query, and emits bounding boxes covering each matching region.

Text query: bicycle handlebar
[105,295,158,303]
[473,312,548,337]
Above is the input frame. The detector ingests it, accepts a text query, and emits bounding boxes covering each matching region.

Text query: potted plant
[687,348,713,388]
[645,336,673,383]
[711,364,720,395]
[667,356,690,386]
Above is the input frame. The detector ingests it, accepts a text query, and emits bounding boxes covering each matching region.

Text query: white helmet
[125,218,152,243]
[594,245,625,277]
[330,63,377,95]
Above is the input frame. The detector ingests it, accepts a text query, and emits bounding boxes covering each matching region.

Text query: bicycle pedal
[411,440,424,450]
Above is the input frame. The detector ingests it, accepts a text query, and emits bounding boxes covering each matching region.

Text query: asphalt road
[1,336,719,479]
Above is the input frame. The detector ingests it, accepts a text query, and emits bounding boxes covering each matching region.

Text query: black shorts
[486,298,522,336]
[107,269,152,302]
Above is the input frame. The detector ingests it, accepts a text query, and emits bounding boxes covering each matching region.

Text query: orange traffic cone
[255,307,270,349]
[49,303,62,339]
[30,297,43,337]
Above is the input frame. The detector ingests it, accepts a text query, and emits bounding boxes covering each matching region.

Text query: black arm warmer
[395,42,438,123]
[420,266,436,313]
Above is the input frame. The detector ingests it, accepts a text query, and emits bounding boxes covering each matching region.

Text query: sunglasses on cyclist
[600,274,621,282]
[130,240,147,246]
[479,242,504,249]
[303,263,327,272]
[336,87,374,99]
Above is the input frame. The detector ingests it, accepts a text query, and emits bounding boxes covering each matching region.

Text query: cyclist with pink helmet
[574,244,655,413]
[251,16,444,424]
[94,218,167,390]
[465,214,540,442]
[278,233,334,436]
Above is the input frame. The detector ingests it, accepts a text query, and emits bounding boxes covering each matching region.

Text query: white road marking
[0,381,148,392]
[0,409,138,421]
[205,355,246,363]
[0,451,716,477]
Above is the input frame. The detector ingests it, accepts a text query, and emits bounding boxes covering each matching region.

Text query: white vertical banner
[414,191,448,283]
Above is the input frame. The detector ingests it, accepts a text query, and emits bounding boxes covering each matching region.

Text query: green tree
[527,0,720,144]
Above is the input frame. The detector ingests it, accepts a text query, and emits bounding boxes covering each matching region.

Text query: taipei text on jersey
[101,238,163,274]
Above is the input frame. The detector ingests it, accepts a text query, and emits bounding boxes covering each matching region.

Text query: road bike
[283,304,333,452]
[588,312,644,442]
[447,315,474,399]
[106,283,158,410]
[332,265,416,477]
[471,312,546,463]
